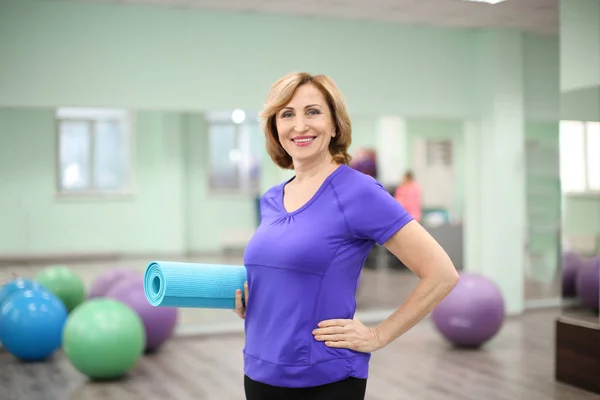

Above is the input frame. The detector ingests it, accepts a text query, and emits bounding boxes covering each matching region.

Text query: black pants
[244,375,367,400]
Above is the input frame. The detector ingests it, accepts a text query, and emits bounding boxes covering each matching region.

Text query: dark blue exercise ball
[0,289,68,361]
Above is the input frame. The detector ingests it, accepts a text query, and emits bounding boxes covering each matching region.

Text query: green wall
[405,119,465,217]
[563,196,600,237]
[561,86,600,121]
[558,0,600,244]
[523,33,560,121]
[560,88,600,239]
[560,0,600,91]
[183,113,256,253]
[0,108,257,255]
[2,111,573,255]
[0,109,187,254]
[1,0,477,119]
[0,0,577,257]
[0,108,382,254]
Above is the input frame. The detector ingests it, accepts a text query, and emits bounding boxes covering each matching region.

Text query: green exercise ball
[62,298,145,380]
[35,266,85,312]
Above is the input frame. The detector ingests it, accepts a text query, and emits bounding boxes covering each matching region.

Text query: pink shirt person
[394,171,422,222]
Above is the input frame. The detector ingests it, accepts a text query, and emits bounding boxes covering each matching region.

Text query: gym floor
[1,256,597,400]
[2,308,597,400]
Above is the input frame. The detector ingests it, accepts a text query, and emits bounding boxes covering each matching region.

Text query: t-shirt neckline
[279,164,347,216]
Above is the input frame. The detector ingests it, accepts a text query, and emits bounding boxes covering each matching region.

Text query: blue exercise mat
[144,261,247,309]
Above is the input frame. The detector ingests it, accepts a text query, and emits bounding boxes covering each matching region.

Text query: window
[559,120,600,194]
[56,108,133,195]
[206,109,262,193]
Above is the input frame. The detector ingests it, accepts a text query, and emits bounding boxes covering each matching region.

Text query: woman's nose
[294,117,308,132]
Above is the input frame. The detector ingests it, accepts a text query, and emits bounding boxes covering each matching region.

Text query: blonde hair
[259,72,352,170]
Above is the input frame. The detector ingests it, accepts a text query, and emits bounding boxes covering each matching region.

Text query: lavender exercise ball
[575,255,599,312]
[431,273,505,348]
[562,251,584,297]
[107,276,178,352]
[88,269,142,299]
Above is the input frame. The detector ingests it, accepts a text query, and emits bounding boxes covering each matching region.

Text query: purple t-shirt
[243,164,413,388]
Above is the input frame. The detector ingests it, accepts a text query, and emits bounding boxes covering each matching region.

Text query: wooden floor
[1,254,594,399]
[2,308,599,400]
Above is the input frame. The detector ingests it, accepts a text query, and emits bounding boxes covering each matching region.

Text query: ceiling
[75,0,559,35]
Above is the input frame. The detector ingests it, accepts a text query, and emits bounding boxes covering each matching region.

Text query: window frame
[54,108,135,198]
[206,111,262,196]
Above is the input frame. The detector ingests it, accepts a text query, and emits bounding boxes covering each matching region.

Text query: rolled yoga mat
[144,261,247,309]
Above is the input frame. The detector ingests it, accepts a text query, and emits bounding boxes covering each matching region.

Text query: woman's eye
[307,109,321,116]
[281,111,292,118]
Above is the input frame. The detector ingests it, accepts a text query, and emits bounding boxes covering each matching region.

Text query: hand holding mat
[144,261,247,309]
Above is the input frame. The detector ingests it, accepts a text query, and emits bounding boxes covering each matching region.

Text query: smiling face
[275,84,336,167]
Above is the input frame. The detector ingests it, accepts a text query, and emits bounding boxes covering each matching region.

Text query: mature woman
[234,72,459,400]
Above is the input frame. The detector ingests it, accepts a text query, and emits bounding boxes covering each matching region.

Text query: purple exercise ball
[349,149,377,178]
[106,276,178,353]
[431,273,505,348]
[575,255,599,312]
[88,269,142,299]
[562,251,584,297]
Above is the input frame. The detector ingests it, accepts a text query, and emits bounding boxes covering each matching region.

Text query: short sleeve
[258,184,283,222]
[334,175,414,245]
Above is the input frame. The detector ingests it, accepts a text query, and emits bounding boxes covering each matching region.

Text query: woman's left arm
[314,220,459,352]
[374,220,459,346]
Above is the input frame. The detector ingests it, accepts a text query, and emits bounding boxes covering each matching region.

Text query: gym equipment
[0,278,51,336]
[349,148,377,179]
[575,255,599,312]
[0,289,67,361]
[562,251,584,297]
[62,298,145,380]
[35,266,86,312]
[88,268,142,299]
[144,261,246,309]
[422,208,450,227]
[0,277,48,310]
[431,273,505,348]
[107,276,178,353]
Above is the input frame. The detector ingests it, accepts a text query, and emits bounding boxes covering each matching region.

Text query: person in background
[394,170,422,223]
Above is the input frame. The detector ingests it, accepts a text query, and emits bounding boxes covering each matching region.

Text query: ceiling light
[462,0,506,4]
[231,109,245,124]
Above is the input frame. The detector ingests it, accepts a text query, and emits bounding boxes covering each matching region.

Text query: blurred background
[0,0,599,398]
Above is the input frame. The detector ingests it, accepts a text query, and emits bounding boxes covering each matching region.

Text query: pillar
[376,116,408,187]
[463,30,527,315]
